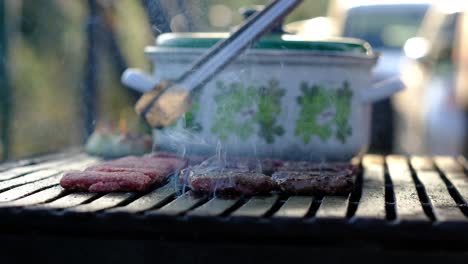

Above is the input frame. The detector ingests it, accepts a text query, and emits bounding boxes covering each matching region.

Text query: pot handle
[121,68,158,93]
[359,76,405,104]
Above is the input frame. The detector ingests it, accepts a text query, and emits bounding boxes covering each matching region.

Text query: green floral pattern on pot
[184,91,202,132]
[295,81,353,144]
[257,80,285,143]
[211,80,285,143]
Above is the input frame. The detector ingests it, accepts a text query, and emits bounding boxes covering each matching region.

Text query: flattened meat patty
[60,154,188,192]
[181,167,277,196]
[87,155,187,171]
[278,161,358,173]
[60,170,154,192]
[272,162,358,195]
[180,159,358,196]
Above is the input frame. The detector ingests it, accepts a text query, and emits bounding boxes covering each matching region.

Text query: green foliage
[295,81,353,144]
[5,0,329,158]
[7,0,152,159]
[196,0,329,30]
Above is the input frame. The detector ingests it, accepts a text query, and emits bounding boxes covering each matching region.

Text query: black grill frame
[0,152,468,263]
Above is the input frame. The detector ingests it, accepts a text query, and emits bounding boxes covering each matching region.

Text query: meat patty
[87,155,188,171]
[184,156,283,175]
[272,162,358,195]
[179,157,357,196]
[60,170,154,192]
[85,167,167,181]
[60,154,188,192]
[181,166,277,196]
[278,161,358,173]
[225,157,283,175]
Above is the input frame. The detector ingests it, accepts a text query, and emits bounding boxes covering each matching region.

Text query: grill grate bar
[0,185,67,208]
[147,191,207,216]
[353,155,386,220]
[0,151,78,173]
[410,156,435,172]
[0,154,90,182]
[0,158,98,203]
[37,192,100,210]
[432,157,468,216]
[458,156,468,171]
[67,192,135,213]
[106,183,175,214]
[383,162,396,221]
[230,195,278,218]
[443,171,468,205]
[0,158,96,193]
[0,175,63,202]
[413,170,466,222]
[434,156,464,173]
[0,169,61,192]
[316,195,349,219]
[188,197,239,217]
[273,196,313,218]
[387,156,428,222]
[345,165,363,218]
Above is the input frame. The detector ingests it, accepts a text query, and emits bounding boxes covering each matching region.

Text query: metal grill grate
[1,152,468,244]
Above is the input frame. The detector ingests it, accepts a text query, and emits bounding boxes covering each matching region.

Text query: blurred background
[0,0,467,160]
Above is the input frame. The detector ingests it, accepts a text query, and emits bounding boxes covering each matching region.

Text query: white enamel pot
[122,33,405,161]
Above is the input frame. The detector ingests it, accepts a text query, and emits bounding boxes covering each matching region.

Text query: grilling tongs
[122,0,303,128]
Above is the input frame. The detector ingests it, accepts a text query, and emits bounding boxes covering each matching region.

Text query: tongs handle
[134,0,303,128]
[176,0,303,92]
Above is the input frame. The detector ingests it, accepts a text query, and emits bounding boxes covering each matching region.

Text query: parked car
[394,3,468,155]
[284,16,337,39]
[332,1,429,78]
[330,0,430,153]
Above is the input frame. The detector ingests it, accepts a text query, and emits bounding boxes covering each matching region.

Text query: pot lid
[155,33,374,56]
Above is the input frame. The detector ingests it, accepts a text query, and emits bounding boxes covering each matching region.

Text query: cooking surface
[0,151,468,245]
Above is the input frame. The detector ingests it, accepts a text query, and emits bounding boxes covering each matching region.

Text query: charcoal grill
[0,151,468,263]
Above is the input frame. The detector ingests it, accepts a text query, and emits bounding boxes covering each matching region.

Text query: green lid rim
[155,32,373,55]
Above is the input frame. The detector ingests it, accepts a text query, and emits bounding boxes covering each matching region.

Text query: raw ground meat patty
[60,170,154,192]
[60,154,188,192]
[272,162,358,195]
[87,155,187,171]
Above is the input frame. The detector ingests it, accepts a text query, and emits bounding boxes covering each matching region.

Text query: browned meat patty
[278,161,358,173]
[272,162,358,195]
[226,157,283,175]
[60,170,154,192]
[181,167,277,196]
[60,155,188,192]
[180,158,357,196]
[182,156,283,175]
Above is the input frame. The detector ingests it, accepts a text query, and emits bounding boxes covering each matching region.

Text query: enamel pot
[122,33,404,160]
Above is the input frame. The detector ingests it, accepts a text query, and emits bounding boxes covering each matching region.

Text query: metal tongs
[123,0,303,128]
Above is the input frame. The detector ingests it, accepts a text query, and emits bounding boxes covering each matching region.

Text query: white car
[395,2,468,155]
[333,0,429,153]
